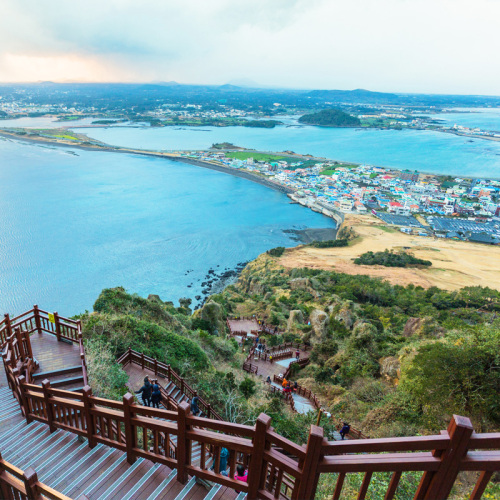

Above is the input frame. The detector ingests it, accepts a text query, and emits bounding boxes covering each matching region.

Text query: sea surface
[429,108,500,132]
[72,121,500,179]
[0,137,335,315]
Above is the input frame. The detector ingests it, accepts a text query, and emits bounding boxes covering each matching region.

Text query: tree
[401,325,500,429]
[239,377,257,399]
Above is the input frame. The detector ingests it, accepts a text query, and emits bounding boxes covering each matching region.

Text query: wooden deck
[227,318,260,335]
[30,332,82,373]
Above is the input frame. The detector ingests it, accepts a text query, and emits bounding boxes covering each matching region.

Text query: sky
[1,0,499,95]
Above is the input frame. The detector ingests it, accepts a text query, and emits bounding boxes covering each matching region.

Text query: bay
[74,123,500,179]
[0,137,334,315]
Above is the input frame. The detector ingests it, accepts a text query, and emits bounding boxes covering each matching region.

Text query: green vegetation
[309,239,348,248]
[267,246,286,257]
[241,120,281,128]
[299,108,361,127]
[354,250,432,268]
[226,151,289,163]
[320,169,336,176]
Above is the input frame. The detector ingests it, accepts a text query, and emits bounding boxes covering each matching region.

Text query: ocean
[0,137,335,315]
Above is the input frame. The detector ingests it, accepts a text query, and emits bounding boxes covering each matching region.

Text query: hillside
[298,108,361,127]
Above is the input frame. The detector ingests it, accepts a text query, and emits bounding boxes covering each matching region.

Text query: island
[298,108,361,127]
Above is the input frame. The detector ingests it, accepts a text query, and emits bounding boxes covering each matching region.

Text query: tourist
[340,423,350,440]
[274,326,278,334]
[191,395,200,416]
[295,349,300,360]
[151,383,162,408]
[284,383,292,395]
[135,376,152,407]
[269,354,273,363]
[282,377,288,388]
[266,376,272,384]
[234,464,248,482]
[211,447,229,476]
[293,381,298,392]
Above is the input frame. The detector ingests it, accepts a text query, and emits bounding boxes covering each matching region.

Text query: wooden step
[49,375,84,388]
[32,365,82,380]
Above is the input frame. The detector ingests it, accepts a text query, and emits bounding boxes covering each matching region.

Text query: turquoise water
[430,108,500,132]
[0,137,334,315]
[74,123,500,178]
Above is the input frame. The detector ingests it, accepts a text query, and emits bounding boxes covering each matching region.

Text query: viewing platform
[1,308,500,500]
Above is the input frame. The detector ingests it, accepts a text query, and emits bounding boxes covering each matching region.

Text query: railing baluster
[384,471,401,500]
[333,473,346,500]
[470,471,493,500]
[357,471,373,500]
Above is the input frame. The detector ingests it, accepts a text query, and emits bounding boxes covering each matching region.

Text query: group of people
[135,376,162,408]
[210,448,248,481]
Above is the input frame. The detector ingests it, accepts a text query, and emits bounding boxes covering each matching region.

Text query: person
[266,376,272,384]
[269,354,273,363]
[293,381,298,392]
[151,383,162,409]
[295,350,300,360]
[211,447,229,476]
[274,326,278,334]
[340,422,350,440]
[284,383,292,395]
[191,395,200,416]
[135,377,152,407]
[282,377,288,388]
[234,464,248,482]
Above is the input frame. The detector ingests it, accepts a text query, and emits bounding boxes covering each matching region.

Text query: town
[177,148,500,244]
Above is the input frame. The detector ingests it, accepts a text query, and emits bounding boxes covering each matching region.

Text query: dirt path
[279,214,500,291]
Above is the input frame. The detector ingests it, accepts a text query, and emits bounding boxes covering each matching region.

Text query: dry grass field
[279,214,500,291]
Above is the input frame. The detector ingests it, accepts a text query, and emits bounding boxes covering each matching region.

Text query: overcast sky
[1,0,499,95]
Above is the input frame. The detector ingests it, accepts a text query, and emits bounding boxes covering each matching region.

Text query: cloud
[0,0,499,94]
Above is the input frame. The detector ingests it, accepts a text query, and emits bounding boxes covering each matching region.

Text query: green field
[226,151,290,163]
[320,169,336,175]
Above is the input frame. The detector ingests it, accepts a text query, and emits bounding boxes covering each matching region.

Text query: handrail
[0,452,78,500]
[2,309,500,499]
[119,348,224,421]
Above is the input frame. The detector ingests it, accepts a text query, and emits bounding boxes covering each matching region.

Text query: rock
[403,317,444,338]
[287,310,304,331]
[335,306,355,329]
[147,294,162,303]
[310,309,328,341]
[290,277,320,298]
[380,356,401,384]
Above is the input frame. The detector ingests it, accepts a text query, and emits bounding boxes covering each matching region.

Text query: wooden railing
[117,348,223,421]
[2,312,500,498]
[0,452,86,500]
[0,306,88,388]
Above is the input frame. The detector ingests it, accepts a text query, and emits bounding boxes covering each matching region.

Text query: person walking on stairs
[191,395,200,416]
[340,422,350,440]
[151,383,162,408]
[135,376,152,407]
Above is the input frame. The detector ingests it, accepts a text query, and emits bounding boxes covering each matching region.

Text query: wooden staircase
[32,365,85,392]
[0,387,241,500]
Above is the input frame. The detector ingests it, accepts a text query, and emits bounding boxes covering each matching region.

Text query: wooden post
[53,312,61,341]
[18,375,32,424]
[167,364,171,381]
[141,353,145,370]
[154,358,158,376]
[297,425,324,499]
[316,408,323,426]
[247,413,271,499]
[181,378,184,394]
[33,305,42,334]
[4,313,12,338]
[176,401,191,484]
[127,347,132,366]
[15,328,26,360]
[417,415,474,499]
[82,386,96,448]
[23,467,42,500]
[207,403,211,419]
[123,393,136,465]
[42,380,56,433]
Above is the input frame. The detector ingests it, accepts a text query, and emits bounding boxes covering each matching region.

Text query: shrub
[267,246,285,257]
[309,239,348,248]
[354,250,432,268]
[239,377,257,399]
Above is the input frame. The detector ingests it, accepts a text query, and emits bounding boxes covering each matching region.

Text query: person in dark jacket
[191,395,200,416]
[151,383,162,409]
[340,423,350,440]
[135,377,152,407]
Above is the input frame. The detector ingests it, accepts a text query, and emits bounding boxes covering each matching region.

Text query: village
[177,149,500,244]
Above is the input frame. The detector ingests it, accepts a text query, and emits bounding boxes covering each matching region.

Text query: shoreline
[1,127,500,183]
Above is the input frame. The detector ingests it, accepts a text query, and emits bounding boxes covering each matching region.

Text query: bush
[239,377,257,399]
[354,250,432,268]
[267,246,286,257]
[309,239,348,248]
